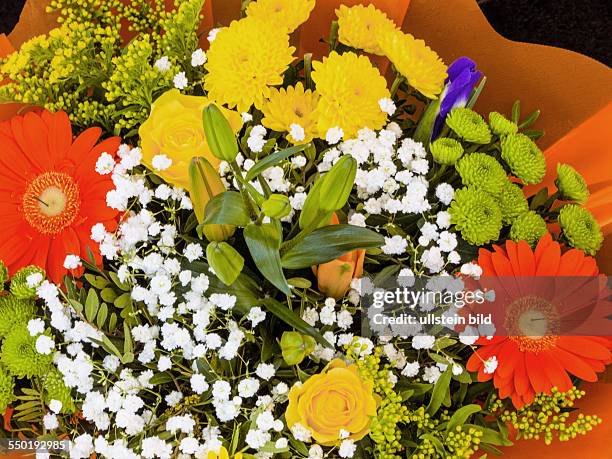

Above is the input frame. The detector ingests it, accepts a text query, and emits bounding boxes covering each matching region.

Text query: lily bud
[262,194,292,219]
[312,214,365,299]
[280,331,316,366]
[203,103,239,162]
[189,157,235,241]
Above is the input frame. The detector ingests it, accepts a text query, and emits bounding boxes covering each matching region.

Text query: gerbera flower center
[22,171,81,236]
[505,295,560,353]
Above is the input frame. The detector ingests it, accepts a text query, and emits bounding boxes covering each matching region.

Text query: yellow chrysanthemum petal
[246,0,315,34]
[379,29,447,99]
[204,17,295,112]
[312,51,390,139]
[336,4,397,55]
[261,82,320,144]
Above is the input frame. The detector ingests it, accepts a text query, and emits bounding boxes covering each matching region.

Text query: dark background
[0,0,610,66]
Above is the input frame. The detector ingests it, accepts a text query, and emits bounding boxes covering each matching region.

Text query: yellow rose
[286,359,377,445]
[139,89,242,190]
[200,446,242,459]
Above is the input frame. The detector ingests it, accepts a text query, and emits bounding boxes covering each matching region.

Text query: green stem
[230,161,258,220]
[303,53,314,90]
[390,73,405,99]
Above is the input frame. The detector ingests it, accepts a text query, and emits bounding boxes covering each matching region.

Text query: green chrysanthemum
[0,295,36,339]
[489,111,518,136]
[43,368,75,414]
[445,107,492,144]
[430,137,464,165]
[501,133,546,184]
[499,182,529,224]
[510,211,547,246]
[0,366,15,414]
[556,163,589,204]
[0,261,8,290]
[1,325,52,378]
[10,266,45,300]
[449,187,503,245]
[558,204,603,255]
[456,153,509,195]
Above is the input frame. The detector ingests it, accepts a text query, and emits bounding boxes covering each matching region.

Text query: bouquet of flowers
[0,1,610,458]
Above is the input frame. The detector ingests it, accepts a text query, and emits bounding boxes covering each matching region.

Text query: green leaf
[206,241,245,286]
[96,303,108,328]
[204,191,250,227]
[101,288,118,303]
[319,155,357,212]
[298,175,332,231]
[244,223,291,295]
[412,96,441,147]
[123,322,133,356]
[281,224,384,269]
[466,425,513,447]
[446,404,481,432]
[109,271,130,291]
[114,292,132,309]
[466,76,487,109]
[244,144,309,182]
[85,289,99,322]
[84,274,108,289]
[426,368,452,415]
[149,372,174,385]
[260,297,331,347]
[108,313,118,332]
[511,100,521,124]
[68,299,83,314]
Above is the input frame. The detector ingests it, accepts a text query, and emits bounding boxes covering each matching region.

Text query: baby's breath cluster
[490,387,602,445]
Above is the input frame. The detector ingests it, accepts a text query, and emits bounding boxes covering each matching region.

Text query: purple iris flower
[431,57,482,139]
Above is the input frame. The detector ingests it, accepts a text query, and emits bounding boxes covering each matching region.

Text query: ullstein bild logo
[359,275,612,339]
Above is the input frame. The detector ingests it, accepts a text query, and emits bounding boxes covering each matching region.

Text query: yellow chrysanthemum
[378,29,447,99]
[312,52,390,139]
[336,4,397,55]
[204,18,295,111]
[261,83,319,144]
[246,0,315,34]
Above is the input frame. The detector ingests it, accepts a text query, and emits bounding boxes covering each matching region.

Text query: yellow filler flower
[246,0,316,34]
[261,83,320,144]
[379,29,447,99]
[336,4,397,55]
[204,17,295,111]
[312,51,390,139]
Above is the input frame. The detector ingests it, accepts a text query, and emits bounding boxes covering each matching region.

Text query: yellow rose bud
[286,359,377,445]
[139,89,242,190]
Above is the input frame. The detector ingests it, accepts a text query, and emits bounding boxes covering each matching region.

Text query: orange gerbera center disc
[505,295,560,353]
[22,171,81,235]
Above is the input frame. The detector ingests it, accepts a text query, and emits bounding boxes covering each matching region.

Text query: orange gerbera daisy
[0,111,120,283]
[466,234,612,408]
